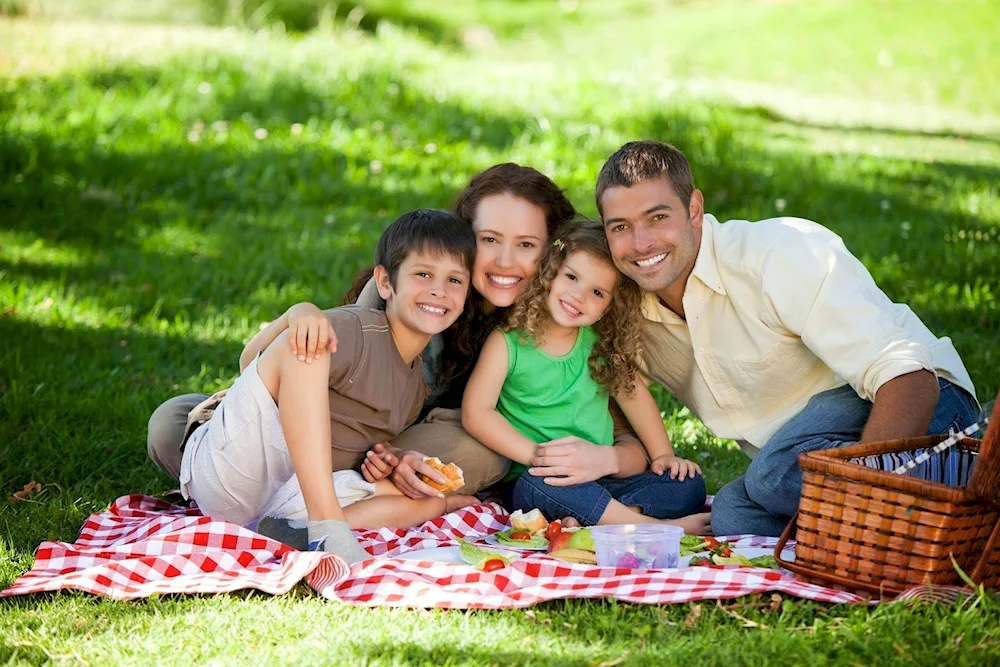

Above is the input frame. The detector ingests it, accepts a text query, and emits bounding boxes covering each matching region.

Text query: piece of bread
[509,508,548,535]
[419,457,465,494]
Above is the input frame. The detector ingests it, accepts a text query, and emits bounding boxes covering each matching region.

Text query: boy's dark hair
[374,208,476,287]
[595,141,696,215]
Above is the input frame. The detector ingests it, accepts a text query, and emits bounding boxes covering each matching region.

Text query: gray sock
[256,516,308,551]
[307,518,369,564]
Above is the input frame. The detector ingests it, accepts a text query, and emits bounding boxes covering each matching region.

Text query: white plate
[484,533,548,551]
[391,545,520,564]
[679,546,794,568]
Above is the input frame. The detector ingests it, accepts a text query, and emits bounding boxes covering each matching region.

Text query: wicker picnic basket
[774,390,1000,598]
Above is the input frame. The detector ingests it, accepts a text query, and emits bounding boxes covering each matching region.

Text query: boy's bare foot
[444,494,479,513]
[667,512,713,535]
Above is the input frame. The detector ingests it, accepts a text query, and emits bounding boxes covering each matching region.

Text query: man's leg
[711,379,980,537]
[147,393,209,480]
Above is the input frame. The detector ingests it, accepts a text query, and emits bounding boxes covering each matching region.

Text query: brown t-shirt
[182,306,428,472]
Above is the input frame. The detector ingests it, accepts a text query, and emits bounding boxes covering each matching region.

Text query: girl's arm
[613,382,673,462]
[239,302,337,372]
[461,330,539,465]
[614,382,702,481]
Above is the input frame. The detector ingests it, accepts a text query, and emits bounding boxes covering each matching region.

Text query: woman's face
[471,193,549,310]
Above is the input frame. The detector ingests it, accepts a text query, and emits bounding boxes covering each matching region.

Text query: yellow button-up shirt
[639,214,976,457]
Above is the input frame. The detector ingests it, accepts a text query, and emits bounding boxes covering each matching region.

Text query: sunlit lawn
[2,1,999,664]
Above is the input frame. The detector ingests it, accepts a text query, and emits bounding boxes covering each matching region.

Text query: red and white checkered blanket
[2,494,869,606]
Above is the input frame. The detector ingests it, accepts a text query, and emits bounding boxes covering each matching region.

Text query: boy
[178,209,477,564]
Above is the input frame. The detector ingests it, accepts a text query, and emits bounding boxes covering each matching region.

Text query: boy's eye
[449,277,464,284]
[416,271,431,278]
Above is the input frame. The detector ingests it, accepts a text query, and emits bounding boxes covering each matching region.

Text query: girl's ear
[373,265,394,301]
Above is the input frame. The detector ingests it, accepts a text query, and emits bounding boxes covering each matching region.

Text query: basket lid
[969,390,1000,506]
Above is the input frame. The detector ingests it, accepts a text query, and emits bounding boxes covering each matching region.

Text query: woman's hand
[388,447,447,499]
[286,302,337,362]
[527,436,619,486]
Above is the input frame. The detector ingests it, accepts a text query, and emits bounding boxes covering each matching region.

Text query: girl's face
[546,250,619,330]
[471,194,549,311]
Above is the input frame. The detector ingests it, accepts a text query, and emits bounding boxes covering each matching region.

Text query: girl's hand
[361,442,398,483]
[650,455,702,481]
[286,302,337,362]
[389,450,447,499]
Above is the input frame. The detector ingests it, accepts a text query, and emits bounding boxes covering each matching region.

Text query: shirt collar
[640,213,726,322]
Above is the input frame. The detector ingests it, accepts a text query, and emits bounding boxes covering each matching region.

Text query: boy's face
[377,249,470,336]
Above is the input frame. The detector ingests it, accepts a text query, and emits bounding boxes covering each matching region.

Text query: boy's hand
[651,455,702,481]
[286,302,337,363]
[361,443,398,483]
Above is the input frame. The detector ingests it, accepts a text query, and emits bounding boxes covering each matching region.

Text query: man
[595,140,979,536]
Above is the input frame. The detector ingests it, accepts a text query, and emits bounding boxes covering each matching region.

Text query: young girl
[462,220,709,533]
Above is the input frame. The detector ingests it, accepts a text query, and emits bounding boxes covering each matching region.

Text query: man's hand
[650,454,702,481]
[527,436,619,486]
[388,447,447,499]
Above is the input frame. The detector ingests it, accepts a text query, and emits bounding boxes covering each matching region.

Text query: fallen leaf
[684,603,703,628]
[10,481,44,503]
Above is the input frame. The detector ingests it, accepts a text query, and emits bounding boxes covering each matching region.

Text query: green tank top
[497,326,614,481]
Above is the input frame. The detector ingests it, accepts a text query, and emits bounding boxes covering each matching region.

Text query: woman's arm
[461,331,538,465]
[239,302,337,372]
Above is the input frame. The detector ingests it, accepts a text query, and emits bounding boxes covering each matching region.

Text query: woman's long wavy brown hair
[504,220,644,397]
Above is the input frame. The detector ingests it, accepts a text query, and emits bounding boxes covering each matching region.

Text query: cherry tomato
[719,547,733,557]
[544,520,562,542]
[703,537,720,550]
[509,531,532,541]
[482,559,505,572]
[689,556,711,567]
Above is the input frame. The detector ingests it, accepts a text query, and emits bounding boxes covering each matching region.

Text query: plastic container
[590,524,684,569]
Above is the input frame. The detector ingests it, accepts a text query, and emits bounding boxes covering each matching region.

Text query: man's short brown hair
[595,141,696,215]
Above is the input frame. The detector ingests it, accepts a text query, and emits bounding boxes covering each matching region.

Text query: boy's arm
[239,302,337,372]
[461,330,539,465]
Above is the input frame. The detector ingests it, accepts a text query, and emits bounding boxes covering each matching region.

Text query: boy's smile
[378,249,470,362]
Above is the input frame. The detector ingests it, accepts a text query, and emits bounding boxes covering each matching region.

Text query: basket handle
[969,390,1000,507]
[772,513,797,569]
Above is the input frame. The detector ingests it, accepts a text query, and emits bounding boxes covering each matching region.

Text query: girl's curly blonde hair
[504,219,644,397]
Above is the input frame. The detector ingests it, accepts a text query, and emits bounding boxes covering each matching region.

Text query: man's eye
[652,214,667,222]
[611,224,627,233]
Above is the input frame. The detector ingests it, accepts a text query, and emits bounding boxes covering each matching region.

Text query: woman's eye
[480,236,497,244]
[519,241,535,248]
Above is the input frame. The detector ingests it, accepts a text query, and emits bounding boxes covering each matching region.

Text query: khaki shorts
[178,355,375,528]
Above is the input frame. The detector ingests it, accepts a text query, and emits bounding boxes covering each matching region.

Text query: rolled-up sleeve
[760,227,935,401]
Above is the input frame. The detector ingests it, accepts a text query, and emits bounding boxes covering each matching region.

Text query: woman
[147,163,654,502]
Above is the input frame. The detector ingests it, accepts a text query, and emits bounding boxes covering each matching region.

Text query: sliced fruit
[548,548,598,565]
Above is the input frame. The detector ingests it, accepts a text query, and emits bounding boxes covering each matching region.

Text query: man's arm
[860,369,939,442]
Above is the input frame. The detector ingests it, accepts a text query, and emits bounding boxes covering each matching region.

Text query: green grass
[2,1,1000,664]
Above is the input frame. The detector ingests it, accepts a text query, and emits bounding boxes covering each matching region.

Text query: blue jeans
[511,469,707,526]
[710,378,979,537]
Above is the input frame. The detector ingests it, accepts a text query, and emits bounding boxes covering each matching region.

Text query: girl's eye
[593,290,606,298]
[566,273,577,281]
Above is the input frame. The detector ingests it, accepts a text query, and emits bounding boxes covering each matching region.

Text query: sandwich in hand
[419,457,465,494]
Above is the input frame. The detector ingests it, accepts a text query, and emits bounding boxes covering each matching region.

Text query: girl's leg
[343,480,478,529]
[513,472,711,534]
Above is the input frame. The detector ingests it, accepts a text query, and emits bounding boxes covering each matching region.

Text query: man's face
[600,176,703,296]
[380,249,470,336]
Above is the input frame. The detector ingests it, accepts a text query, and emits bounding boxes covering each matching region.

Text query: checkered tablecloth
[2,494,868,606]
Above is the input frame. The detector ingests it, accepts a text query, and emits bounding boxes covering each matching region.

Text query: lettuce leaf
[459,539,511,570]
[494,527,548,549]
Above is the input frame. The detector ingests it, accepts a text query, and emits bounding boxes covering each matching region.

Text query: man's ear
[373,265,394,301]
[689,189,705,229]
